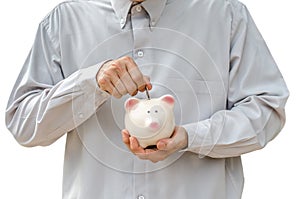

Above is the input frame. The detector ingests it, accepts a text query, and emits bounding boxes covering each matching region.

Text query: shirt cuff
[72,63,111,126]
[78,62,111,97]
[180,120,214,156]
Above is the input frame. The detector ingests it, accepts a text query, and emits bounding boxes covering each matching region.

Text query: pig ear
[124,98,140,111]
[160,95,175,107]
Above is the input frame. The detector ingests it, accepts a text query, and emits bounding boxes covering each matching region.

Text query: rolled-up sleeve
[5,9,109,147]
[183,2,289,158]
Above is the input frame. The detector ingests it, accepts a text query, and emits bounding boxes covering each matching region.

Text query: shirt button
[137,195,145,199]
[136,5,142,12]
[120,18,125,25]
[137,50,144,58]
[78,113,84,119]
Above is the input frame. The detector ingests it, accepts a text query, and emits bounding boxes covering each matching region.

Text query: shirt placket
[131,4,151,60]
[130,4,151,199]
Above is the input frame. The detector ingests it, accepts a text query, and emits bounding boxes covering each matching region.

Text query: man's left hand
[121,126,188,163]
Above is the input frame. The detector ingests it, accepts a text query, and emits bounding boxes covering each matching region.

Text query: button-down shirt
[6,0,289,198]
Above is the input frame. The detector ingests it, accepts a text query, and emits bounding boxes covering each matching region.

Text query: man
[6,0,289,198]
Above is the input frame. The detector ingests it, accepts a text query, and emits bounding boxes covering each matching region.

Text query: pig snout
[149,122,160,130]
[145,118,161,131]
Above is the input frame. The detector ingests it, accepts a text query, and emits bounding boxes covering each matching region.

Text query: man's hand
[96,56,151,98]
[121,126,188,163]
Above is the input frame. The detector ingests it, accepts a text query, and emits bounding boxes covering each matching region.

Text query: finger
[103,66,127,96]
[134,76,152,92]
[156,134,176,151]
[121,57,148,92]
[143,76,152,91]
[97,76,108,91]
[108,62,131,96]
[129,136,139,151]
[98,76,122,98]
[145,148,158,153]
[121,130,130,146]
[112,76,127,96]
[157,127,187,151]
[119,72,138,96]
[110,85,122,98]
[156,140,167,150]
[115,57,138,95]
[127,67,146,92]
[122,132,146,158]
[145,150,166,163]
[129,137,145,155]
[136,149,157,160]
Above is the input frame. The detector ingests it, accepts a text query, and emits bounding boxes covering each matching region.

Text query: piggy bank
[124,95,175,148]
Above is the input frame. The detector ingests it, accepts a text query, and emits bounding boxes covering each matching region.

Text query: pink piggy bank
[124,95,175,148]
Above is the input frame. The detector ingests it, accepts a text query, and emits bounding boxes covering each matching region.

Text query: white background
[0,0,299,198]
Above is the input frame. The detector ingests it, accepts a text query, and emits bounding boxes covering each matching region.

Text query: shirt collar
[111,0,167,28]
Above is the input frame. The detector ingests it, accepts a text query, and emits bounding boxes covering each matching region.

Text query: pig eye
[155,110,158,113]
[147,110,150,114]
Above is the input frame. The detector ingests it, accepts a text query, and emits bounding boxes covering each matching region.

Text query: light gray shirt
[6,0,289,198]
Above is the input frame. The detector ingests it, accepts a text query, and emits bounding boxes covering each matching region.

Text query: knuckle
[110,64,119,71]
[99,83,106,91]
[111,60,121,68]
[102,61,112,70]
[98,77,106,85]
[103,69,113,76]
[111,59,119,65]
[121,56,132,62]
[98,79,109,90]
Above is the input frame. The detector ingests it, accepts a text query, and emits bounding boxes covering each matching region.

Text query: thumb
[157,139,171,150]
[143,75,152,90]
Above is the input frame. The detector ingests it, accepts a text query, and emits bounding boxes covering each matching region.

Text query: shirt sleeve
[182,2,289,158]
[5,10,110,147]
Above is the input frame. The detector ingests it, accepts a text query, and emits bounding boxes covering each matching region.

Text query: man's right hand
[96,56,152,98]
